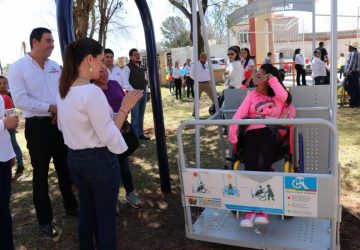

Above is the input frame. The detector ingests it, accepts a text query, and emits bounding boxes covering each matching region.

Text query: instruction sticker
[183,171,223,208]
[224,175,284,214]
[284,176,318,217]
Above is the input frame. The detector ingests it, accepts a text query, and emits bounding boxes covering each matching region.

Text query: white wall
[170,44,228,65]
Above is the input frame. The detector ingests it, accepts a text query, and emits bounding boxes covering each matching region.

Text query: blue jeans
[131,91,147,138]
[8,128,24,168]
[68,147,120,250]
[118,154,134,194]
[0,160,14,250]
[168,80,175,93]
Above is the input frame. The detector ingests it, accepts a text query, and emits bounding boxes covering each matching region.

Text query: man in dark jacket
[123,48,150,140]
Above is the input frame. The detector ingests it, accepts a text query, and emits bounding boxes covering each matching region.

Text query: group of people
[223,46,256,89]
[167,53,216,117]
[1,27,150,250]
[166,59,194,100]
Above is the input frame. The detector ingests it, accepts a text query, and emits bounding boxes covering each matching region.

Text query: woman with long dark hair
[241,47,256,87]
[229,64,295,228]
[57,37,143,249]
[293,48,307,86]
[223,46,243,88]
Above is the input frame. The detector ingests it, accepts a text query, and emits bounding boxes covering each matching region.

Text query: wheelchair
[229,124,297,173]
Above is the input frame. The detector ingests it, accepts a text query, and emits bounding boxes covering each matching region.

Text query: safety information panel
[182,170,318,217]
[284,176,318,217]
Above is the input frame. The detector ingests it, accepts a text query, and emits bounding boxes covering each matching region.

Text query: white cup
[5,108,17,117]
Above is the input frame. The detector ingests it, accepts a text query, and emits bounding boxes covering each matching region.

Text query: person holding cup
[0,76,25,176]
[0,95,19,250]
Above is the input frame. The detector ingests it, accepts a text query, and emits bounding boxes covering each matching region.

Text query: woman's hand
[119,89,144,113]
[2,115,19,129]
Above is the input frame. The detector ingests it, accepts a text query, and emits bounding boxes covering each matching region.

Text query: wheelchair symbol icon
[291,177,309,190]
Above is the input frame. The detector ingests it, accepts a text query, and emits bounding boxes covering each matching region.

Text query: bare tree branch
[168,0,191,21]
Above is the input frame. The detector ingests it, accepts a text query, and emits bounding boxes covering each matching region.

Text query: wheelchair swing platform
[191,208,331,250]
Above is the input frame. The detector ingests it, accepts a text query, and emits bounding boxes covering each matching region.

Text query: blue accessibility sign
[284,176,317,192]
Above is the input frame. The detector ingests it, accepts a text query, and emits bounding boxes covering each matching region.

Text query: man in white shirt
[311,49,327,85]
[172,61,183,100]
[8,27,78,237]
[104,48,134,91]
[263,52,272,64]
[190,53,215,116]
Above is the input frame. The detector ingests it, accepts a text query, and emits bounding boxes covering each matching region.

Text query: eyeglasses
[227,53,235,56]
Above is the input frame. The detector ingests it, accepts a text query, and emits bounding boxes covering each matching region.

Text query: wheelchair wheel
[233,160,241,170]
[284,161,291,173]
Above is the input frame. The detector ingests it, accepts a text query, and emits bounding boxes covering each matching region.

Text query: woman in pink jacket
[229,64,294,227]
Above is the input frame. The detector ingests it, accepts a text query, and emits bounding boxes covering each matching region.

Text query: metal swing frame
[177,0,340,249]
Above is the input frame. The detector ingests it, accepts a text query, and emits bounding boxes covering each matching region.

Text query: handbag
[120,120,139,156]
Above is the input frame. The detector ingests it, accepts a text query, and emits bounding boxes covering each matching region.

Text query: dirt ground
[10,102,360,249]
[10,128,360,250]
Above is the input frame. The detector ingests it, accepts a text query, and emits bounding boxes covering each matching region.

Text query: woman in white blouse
[241,47,256,87]
[223,46,243,88]
[293,48,307,86]
[57,38,142,250]
[0,96,19,249]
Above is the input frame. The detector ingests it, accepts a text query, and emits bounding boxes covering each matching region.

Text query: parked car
[211,58,227,69]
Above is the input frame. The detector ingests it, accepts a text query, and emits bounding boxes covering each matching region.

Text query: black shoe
[39,223,58,237]
[66,207,80,217]
[139,135,150,140]
[15,166,24,176]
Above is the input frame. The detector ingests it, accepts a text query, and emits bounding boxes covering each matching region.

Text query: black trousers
[25,117,78,224]
[244,128,278,172]
[314,76,326,85]
[295,64,306,86]
[174,78,182,100]
[339,65,345,79]
[0,160,13,250]
[347,71,360,107]
[186,76,194,98]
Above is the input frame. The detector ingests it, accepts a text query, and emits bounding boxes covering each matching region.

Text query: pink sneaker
[240,212,256,227]
[254,212,270,225]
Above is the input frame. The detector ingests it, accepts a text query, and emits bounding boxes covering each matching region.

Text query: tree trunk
[103,22,108,48]
[89,7,96,39]
[98,0,107,45]
[189,11,205,56]
[73,0,95,40]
